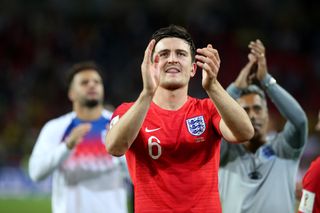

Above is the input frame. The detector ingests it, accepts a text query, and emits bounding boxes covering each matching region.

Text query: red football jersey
[112,97,222,213]
[299,157,320,213]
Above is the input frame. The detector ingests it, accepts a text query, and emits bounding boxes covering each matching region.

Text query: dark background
[0,0,319,187]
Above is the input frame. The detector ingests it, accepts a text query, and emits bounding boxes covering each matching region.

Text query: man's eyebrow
[157,49,188,53]
[157,49,170,53]
[176,49,188,52]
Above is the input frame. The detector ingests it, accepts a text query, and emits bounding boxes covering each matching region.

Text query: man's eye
[253,106,262,112]
[93,79,101,84]
[243,107,249,113]
[160,52,168,57]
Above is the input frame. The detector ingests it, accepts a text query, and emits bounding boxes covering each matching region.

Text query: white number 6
[148,136,162,159]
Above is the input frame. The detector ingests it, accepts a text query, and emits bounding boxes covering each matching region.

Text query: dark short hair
[240,85,267,106]
[151,25,196,62]
[66,61,104,90]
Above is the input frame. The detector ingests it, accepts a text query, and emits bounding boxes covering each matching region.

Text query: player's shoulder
[102,109,113,119]
[113,102,134,114]
[188,97,214,108]
[302,157,320,190]
[310,157,320,171]
[43,112,76,129]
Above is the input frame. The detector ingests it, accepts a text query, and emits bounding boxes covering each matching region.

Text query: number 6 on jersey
[148,136,162,159]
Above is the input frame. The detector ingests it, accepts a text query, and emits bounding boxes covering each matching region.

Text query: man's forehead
[154,37,190,52]
[75,70,99,77]
[238,93,264,106]
[73,70,101,83]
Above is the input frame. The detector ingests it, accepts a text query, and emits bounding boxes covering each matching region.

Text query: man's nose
[88,80,97,88]
[248,109,256,120]
[168,53,178,63]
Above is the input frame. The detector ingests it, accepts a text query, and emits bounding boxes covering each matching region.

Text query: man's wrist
[204,81,221,94]
[261,74,276,90]
[227,83,242,99]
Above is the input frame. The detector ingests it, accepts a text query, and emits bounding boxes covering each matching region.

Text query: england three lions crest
[186,116,206,136]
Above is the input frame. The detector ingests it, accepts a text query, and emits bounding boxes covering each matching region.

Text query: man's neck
[74,105,103,121]
[152,86,188,110]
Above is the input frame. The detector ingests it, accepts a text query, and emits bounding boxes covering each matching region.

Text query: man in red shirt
[106,25,254,212]
[299,110,320,213]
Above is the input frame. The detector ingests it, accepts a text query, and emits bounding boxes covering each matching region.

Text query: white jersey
[29,110,128,213]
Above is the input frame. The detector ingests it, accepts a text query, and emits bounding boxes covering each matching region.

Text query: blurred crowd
[0,0,319,176]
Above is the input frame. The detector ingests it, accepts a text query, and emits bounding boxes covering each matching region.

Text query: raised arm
[250,39,307,149]
[105,40,159,156]
[195,44,254,143]
[263,75,307,148]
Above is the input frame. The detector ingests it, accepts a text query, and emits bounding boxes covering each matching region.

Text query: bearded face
[69,70,104,109]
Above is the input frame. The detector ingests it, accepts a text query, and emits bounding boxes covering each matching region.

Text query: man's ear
[190,63,197,77]
[68,89,74,102]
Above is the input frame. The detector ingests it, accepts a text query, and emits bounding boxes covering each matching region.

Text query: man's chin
[252,131,263,140]
[84,100,100,108]
[253,125,261,132]
[161,81,184,90]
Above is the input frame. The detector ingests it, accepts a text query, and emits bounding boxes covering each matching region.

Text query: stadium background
[0,0,319,212]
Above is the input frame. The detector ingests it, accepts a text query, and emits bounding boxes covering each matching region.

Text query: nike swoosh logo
[145,127,161,133]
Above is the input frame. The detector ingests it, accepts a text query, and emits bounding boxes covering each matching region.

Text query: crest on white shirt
[299,189,315,213]
[186,116,206,136]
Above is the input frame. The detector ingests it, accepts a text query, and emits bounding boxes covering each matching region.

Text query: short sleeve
[109,103,134,129]
[212,112,222,136]
[299,158,320,212]
[111,102,134,119]
[203,99,222,136]
[302,157,320,192]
